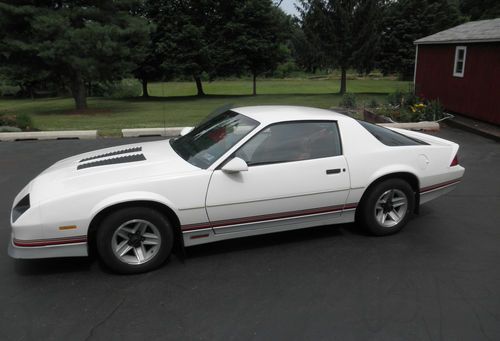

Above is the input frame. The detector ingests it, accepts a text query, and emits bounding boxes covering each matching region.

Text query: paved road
[0,127,499,341]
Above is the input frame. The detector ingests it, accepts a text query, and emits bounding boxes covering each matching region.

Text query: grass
[0,78,411,135]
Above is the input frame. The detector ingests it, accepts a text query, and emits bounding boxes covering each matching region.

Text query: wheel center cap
[128,234,142,247]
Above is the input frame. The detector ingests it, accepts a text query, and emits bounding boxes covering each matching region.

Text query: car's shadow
[13,256,95,276]
[185,222,367,259]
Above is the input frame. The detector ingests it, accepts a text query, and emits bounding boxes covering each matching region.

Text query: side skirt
[183,209,356,247]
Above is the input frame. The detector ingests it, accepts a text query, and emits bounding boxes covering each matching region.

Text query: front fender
[90,191,179,221]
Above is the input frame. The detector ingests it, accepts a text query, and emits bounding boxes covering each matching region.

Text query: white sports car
[8,106,464,273]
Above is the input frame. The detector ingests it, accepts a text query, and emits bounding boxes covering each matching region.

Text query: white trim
[415,38,500,45]
[453,46,467,77]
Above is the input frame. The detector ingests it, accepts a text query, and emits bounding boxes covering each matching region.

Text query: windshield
[170,110,259,169]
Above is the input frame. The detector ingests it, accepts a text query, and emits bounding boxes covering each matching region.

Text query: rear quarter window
[357,120,428,146]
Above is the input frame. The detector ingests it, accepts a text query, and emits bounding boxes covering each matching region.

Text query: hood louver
[77,146,146,170]
[80,146,142,162]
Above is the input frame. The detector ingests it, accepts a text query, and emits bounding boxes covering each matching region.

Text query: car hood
[25,139,200,205]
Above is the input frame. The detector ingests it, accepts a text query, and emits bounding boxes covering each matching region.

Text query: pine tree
[378,0,464,79]
[0,1,150,109]
[300,0,383,94]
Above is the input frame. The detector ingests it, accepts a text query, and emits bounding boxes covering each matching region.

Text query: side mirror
[180,127,194,136]
[221,157,248,173]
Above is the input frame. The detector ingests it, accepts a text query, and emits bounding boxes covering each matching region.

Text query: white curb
[0,130,97,142]
[122,127,187,138]
[378,121,440,131]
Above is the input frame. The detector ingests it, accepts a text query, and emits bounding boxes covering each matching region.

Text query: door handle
[326,168,341,174]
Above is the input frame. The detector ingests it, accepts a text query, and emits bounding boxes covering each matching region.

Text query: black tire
[96,207,174,274]
[358,178,415,236]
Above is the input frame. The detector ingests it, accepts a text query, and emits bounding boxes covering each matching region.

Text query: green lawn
[0,79,411,135]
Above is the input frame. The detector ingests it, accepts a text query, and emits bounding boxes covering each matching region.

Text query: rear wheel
[96,207,174,274]
[358,179,415,236]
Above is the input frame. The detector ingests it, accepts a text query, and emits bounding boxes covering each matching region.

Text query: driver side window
[235,121,342,166]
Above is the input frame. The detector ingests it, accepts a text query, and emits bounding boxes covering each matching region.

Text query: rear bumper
[419,175,464,204]
[8,234,88,259]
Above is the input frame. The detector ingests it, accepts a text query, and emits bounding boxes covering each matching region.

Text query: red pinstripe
[182,203,358,232]
[14,235,87,247]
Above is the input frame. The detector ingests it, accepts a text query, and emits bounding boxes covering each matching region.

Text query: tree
[290,18,327,73]
[299,0,383,94]
[153,0,220,96]
[0,1,150,109]
[460,0,500,20]
[223,0,290,95]
[131,1,164,98]
[377,0,464,79]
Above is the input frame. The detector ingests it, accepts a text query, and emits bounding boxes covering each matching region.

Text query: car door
[205,120,351,234]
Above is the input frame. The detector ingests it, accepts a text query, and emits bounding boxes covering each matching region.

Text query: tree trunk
[141,78,149,98]
[339,67,347,95]
[252,73,257,96]
[28,85,35,100]
[193,74,205,96]
[70,72,88,110]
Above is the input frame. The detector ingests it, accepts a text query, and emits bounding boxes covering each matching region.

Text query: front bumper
[8,234,88,259]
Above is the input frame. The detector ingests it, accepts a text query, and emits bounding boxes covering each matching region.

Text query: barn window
[453,46,467,77]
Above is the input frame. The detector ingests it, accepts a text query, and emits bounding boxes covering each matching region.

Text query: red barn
[414,18,500,125]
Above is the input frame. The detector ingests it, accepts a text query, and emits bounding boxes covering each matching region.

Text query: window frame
[170,110,259,169]
[357,120,429,146]
[221,120,343,168]
[453,46,467,78]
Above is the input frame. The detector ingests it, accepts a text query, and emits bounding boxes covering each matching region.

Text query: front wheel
[358,179,415,236]
[96,207,174,274]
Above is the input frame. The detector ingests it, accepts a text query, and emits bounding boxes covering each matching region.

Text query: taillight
[450,154,459,166]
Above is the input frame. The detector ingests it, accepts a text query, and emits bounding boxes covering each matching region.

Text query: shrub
[368,98,379,108]
[0,126,22,132]
[0,113,16,127]
[387,90,420,108]
[15,114,33,130]
[340,93,357,108]
[93,79,142,98]
[274,61,299,78]
[423,99,444,121]
[0,84,19,97]
[0,113,33,130]
[387,90,405,107]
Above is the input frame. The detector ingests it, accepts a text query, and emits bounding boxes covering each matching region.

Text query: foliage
[290,19,326,73]
[460,0,500,20]
[0,83,19,97]
[132,0,178,97]
[151,0,291,96]
[0,112,32,130]
[376,90,444,122]
[0,78,408,134]
[368,98,379,108]
[215,0,290,94]
[377,0,464,79]
[340,93,357,108]
[94,79,142,99]
[0,125,22,132]
[387,90,419,107]
[152,0,220,96]
[273,61,300,78]
[298,0,383,94]
[421,99,444,121]
[0,1,151,109]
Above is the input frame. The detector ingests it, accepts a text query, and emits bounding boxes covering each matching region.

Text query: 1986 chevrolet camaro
[9,106,464,273]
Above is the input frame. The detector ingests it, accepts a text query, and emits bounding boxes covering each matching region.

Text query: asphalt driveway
[0,127,499,340]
